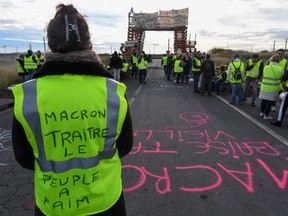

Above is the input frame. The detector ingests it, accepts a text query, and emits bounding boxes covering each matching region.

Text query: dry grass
[0,57,22,90]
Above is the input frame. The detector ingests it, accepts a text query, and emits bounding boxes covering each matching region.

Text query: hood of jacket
[33,50,113,79]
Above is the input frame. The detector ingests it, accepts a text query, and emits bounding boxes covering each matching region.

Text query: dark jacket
[12,50,133,170]
[245,59,264,79]
[201,58,215,77]
[109,53,123,69]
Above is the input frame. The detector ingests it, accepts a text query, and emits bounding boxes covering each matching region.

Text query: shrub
[0,58,22,90]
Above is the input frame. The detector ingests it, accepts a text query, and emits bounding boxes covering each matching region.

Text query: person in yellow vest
[271,70,288,127]
[137,51,148,84]
[120,59,130,79]
[24,49,37,80]
[213,65,227,95]
[12,4,133,216]
[266,48,288,112]
[16,53,28,83]
[174,55,185,84]
[227,53,245,105]
[161,52,168,78]
[259,54,284,120]
[35,50,45,71]
[192,51,202,93]
[130,50,138,79]
[242,53,264,107]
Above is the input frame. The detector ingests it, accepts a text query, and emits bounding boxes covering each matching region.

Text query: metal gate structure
[121,8,196,61]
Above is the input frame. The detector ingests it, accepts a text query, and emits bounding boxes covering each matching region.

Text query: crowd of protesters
[159,48,288,127]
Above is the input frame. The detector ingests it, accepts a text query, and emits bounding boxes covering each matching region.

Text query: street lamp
[1,45,6,54]
[153,43,159,54]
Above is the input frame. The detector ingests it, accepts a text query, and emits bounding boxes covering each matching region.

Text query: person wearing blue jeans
[192,51,202,93]
[227,53,245,105]
[230,83,243,105]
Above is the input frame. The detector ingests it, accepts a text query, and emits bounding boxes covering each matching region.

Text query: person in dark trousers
[109,51,123,81]
[213,65,227,95]
[12,4,133,216]
[183,54,192,84]
[16,54,28,83]
[166,51,174,81]
[200,53,215,96]
[271,70,288,127]
[243,53,264,107]
[192,51,202,93]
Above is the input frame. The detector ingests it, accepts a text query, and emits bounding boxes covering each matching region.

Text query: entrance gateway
[121,8,196,60]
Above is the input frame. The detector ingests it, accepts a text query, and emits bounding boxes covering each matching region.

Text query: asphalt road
[0,59,288,216]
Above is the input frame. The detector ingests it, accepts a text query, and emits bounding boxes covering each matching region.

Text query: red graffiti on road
[123,112,287,194]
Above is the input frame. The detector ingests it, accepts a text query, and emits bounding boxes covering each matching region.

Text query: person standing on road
[12,4,133,216]
[242,53,264,107]
[35,50,45,71]
[161,52,168,78]
[227,53,245,105]
[16,54,28,83]
[200,53,215,96]
[271,70,288,126]
[174,55,184,84]
[259,54,284,120]
[192,51,202,93]
[266,48,288,112]
[130,49,138,79]
[183,53,192,84]
[166,51,174,81]
[110,51,123,81]
[138,51,148,84]
[24,49,37,79]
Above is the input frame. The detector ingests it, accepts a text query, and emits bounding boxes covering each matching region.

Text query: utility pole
[285,38,287,51]
[168,38,170,52]
[273,40,275,52]
[43,36,47,54]
[153,43,159,54]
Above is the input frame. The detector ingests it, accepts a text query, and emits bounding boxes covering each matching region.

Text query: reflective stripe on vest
[192,58,201,72]
[35,55,44,66]
[261,64,282,92]
[138,58,147,69]
[246,59,261,78]
[24,56,37,69]
[162,56,168,66]
[21,78,120,174]
[17,62,25,73]
[174,59,183,73]
[279,59,287,70]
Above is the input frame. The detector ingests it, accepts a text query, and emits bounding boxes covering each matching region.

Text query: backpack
[232,62,242,80]
[167,55,174,67]
[203,59,214,73]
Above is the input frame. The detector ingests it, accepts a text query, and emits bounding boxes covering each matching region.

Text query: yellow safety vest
[174,59,183,73]
[131,54,138,65]
[162,56,168,66]
[246,59,262,78]
[24,55,37,70]
[260,64,282,93]
[138,58,147,70]
[278,58,287,70]
[192,58,201,72]
[35,55,45,66]
[17,62,25,74]
[12,75,128,216]
[229,61,244,84]
[122,62,129,73]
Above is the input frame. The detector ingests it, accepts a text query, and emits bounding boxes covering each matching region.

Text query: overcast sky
[1,0,288,54]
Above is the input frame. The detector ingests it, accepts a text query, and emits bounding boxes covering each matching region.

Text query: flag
[129,7,134,16]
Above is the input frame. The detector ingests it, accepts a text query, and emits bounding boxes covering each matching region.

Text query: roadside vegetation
[0,49,286,91]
